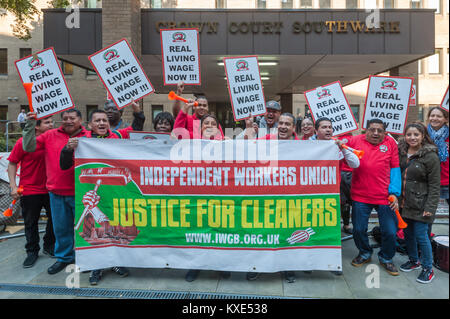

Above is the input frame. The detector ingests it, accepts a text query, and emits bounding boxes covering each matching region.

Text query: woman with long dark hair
[398,123,441,284]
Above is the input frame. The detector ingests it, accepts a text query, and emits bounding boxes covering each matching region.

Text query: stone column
[102,0,142,123]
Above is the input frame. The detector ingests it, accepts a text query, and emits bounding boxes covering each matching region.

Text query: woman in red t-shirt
[427,107,449,205]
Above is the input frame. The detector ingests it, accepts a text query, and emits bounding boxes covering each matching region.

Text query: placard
[224,56,266,121]
[160,28,201,85]
[128,131,171,140]
[440,86,449,112]
[362,75,413,134]
[304,81,358,136]
[15,47,74,119]
[89,39,154,109]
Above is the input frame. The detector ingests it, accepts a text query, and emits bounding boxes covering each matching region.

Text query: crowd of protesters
[6,81,448,286]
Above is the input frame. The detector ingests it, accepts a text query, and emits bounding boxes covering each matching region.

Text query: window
[256,0,267,8]
[418,59,423,74]
[0,105,8,121]
[300,0,313,8]
[151,0,162,8]
[364,0,377,8]
[346,0,358,8]
[83,0,98,8]
[350,105,360,124]
[384,0,395,8]
[304,105,311,117]
[281,0,293,8]
[86,105,98,120]
[428,50,441,74]
[410,0,422,8]
[319,0,331,8]
[429,0,441,13]
[152,105,163,122]
[62,61,74,76]
[418,105,424,121]
[216,0,227,8]
[0,49,7,75]
[19,48,32,59]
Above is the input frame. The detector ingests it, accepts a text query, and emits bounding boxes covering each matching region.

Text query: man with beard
[173,95,224,139]
[22,109,88,274]
[240,100,282,139]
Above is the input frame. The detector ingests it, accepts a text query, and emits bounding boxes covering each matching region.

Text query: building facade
[0,0,447,132]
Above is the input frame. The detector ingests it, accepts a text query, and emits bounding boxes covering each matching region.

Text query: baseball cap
[266,100,281,111]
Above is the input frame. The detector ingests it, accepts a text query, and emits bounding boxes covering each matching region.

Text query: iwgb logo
[317,88,331,99]
[172,32,186,42]
[103,49,120,63]
[381,79,398,90]
[287,228,315,244]
[236,60,249,71]
[29,56,44,70]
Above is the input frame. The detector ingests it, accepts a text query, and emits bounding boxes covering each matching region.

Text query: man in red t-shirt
[346,119,401,276]
[8,117,55,268]
[23,109,88,275]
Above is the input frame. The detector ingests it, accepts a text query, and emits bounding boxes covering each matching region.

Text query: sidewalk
[0,223,448,299]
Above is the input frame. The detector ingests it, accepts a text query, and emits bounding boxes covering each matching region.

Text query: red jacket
[35,126,88,196]
[173,110,224,139]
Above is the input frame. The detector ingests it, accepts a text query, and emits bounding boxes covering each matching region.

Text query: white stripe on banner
[75,139,339,162]
[76,246,342,272]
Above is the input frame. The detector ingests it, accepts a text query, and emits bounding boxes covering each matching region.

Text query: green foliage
[0,131,22,152]
[0,0,81,40]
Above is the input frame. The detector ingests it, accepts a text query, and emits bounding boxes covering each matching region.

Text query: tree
[0,0,79,40]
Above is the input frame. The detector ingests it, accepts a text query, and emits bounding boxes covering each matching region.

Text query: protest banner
[128,131,171,140]
[304,81,358,136]
[440,86,449,112]
[89,39,154,109]
[74,139,342,273]
[362,75,413,134]
[15,48,74,119]
[224,56,267,121]
[160,28,201,85]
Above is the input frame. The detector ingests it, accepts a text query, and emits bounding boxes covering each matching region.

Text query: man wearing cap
[238,100,281,139]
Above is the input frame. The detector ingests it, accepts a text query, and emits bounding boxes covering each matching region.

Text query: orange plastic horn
[23,83,34,113]
[388,195,408,229]
[168,91,198,106]
[2,186,24,217]
[331,138,365,159]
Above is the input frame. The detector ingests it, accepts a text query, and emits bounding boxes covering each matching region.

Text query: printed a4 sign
[160,28,201,85]
[362,75,413,135]
[224,56,267,121]
[304,81,358,136]
[89,39,154,109]
[15,47,74,119]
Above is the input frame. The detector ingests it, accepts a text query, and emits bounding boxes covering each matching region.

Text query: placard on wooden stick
[224,56,266,121]
[304,81,358,136]
[15,47,74,119]
[362,75,413,135]
[160,28,201,85]
[89,39,154,109]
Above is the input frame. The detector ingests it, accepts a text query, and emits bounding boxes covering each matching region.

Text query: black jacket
[398,140,441,223]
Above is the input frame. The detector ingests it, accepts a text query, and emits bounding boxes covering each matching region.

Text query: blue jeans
[49,192,75,263]
[352,201,397,263]
[403,219,433,270]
